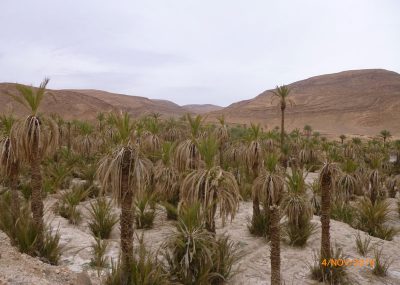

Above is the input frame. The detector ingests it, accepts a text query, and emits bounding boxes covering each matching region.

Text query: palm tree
[379,130,391,146]
[215,116,229,167]
[154,142,180,218]
[180,136,240,233]
[174,114,203,172]
[6,78,59,247]
[303,125,312,138]
[281,168,314,246]
[97,112,152,268]
[246,123,264,219]
[319,162,340,261]
[0,114,20,219]
[394,140,400,166]
[271,85,294,151]
[339,134,346,144]
[252,154,285,285]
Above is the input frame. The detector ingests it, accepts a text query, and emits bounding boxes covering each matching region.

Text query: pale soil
[1,174,400,285]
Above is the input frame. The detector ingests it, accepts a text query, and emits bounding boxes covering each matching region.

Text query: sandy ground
[1,174,400,285]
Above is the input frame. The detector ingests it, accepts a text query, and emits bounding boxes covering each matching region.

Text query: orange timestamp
[321,258,375,268]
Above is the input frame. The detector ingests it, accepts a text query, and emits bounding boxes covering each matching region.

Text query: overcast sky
[1,0,399,106]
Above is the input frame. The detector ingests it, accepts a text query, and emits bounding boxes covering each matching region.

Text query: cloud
[0,0,399,106]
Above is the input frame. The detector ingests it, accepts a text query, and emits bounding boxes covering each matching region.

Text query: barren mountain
[183,104,223,114]
[1,69,399,136]
[0,85,187,120]
[208,69,400,137]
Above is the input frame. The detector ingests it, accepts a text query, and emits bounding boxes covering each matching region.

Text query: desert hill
[0,85,187,120]
[182,104,223,114]
[1,69,400,136]
[208,69,400,137]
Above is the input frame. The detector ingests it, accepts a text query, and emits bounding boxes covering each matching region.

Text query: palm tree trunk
[270,205,281,285]
[10,162,20,221]
[31,136,44,248]
[252,162,260,218]
[320,170,331,260]
[120,148,134,270]
[280,105,285,150]
[67,122,71,153]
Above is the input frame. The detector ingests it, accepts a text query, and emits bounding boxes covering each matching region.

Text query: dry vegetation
[1,79,400,284]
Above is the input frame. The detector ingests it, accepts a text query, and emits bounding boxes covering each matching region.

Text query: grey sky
[1,0,399,106]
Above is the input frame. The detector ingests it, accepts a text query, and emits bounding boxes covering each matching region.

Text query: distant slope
[208,69,400,136]
[183,104,223,114]
[0,85,187,120]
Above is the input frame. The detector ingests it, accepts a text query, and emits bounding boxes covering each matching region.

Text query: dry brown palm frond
[141,131,161,155]
[246,140,264,174]
[153,160,180,201]
[180,166,240,227]
[252,170,285,206]
[0,137,18,175]
[337,173,357,200]
[174,139,200,172]
[97,145,152,204]
[11,115,59,162]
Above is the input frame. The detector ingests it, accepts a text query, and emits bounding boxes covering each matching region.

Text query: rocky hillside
[208,69,400,136]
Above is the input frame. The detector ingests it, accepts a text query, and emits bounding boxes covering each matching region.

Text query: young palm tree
[319,162,340,261]
[282,169,314,246]
[6,78,59,247]
[303,125,312,138]
[0,114,20,219]
[174,114,203,172]
[339,134,346,145]
[180,136,240,233]
[271,85,294,151]
[379,130,391,146]
[97,111,152,268]
[154,142,180,215]
[252,154,285,285]
[337,159,359,200]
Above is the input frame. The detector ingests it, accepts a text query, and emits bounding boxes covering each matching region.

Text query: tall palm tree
[379,129,391,146]
[0,114,20,219]
[271,85,294,151]
[97,112,152,268]
[252,154,285,285]
[180,136,240,233]
[6,78,59,247]
[319,162,340,261]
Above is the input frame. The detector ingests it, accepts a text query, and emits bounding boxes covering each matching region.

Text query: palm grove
[1,79,400,284]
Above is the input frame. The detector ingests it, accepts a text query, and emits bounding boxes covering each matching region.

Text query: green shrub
[90,237,108,269]
[248,207,270,238]
[330,200,355,225]
[163,204,239,285]
[283,221,316,247]
[134,193,156,229]
[355,198,398,240]
[355,231,371,256]
[372,247,392,276]
[57,187,88,225]
[105,235,169,285]
[88,198,118,239]
[0,196,61,265]
[309,245,348,284]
